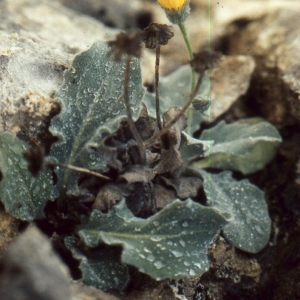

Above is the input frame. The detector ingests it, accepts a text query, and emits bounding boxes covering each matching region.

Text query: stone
[0,0,116,137]
[0,226,72,300]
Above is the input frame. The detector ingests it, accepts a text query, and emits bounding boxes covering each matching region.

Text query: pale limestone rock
[210,55,255,119]
[0,0,116,135]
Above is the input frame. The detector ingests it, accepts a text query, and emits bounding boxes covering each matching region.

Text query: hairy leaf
[200,170,271,253]
[77,199,227,280]
[0,132,55,220]
[50,41,144,195]
[192,118,282,174]
[65,236,129,291]
[142,66,209,134]
[180,131,212,162]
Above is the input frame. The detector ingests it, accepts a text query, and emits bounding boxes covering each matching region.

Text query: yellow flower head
[157,0,190,24]
[157,0,188,11]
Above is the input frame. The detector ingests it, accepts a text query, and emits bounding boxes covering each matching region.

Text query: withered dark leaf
[94,165,158,216]
[145,149,161,167]
[118,165,155,184]
[160,176,203,199]
[154,147,184,177]
[135,113,157,142]
[93,184,125,212]
[118,165,157,216]
[154,183,176,210]
[127,141,142,165]
[100,136,130,172]
[138,102,150,119]
[126,181,156,217]
[163,107,187,150]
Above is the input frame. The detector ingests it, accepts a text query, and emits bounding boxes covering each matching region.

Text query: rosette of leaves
[60,42,281,289]
[0,39,282,290]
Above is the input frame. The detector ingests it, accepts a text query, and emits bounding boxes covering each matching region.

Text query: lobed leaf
[192,118,282,174]
[77,199,227,280]
[0,132,55,220]
[50,41,144,195]
[200,170,271,253]
[65,236,129,291]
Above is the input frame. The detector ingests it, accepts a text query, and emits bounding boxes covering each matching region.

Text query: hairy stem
[155,42,163,131]
[46,161,110,181]
[124,56,146,164]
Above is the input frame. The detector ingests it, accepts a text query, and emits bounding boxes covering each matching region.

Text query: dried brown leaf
[163,107,187,150]
[160,176,203,199]
[153,147,184,177]
[145,149,161,167]
[126,182,156,216]
[93,184,125,211]
[154,184,176,210]
[100,140,127,172]
[118,166,155,184]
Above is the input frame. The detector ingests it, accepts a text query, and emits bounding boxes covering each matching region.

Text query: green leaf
[142,65,209,134]
[65,236,129,291]
[180,131,213,163]
[77,199,227,280]
[50,41,144,195]
[200,170,271,253]
[192,118,282,174]
[0,132,55,220]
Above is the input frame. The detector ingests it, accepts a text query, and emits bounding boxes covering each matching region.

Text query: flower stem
[155,42,163,132]
[178,22,196,92]
[178,22,197,130]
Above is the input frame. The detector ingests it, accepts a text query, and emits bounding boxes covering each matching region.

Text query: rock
[210,55,255,120]
[0,0,116,53]
[212,3,300,126]
[0,226,72,300]
[0,0,116,137]
[0,225,123,300]
[58,0,152,30]
[0,32,67,135]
